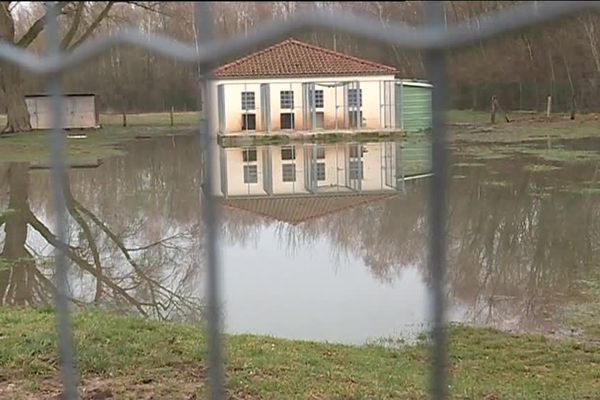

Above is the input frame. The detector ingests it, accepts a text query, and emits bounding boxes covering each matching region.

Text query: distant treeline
[5,2,600,114]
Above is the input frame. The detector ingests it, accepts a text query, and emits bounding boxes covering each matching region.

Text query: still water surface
[0,135,598,344]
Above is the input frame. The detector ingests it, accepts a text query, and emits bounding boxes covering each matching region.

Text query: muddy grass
[450,111,600,144]
[0,125,194,164]
[522,164,563,173]
[1,110,598,164]
[450,112,600,168]
[218,130,411,148]
[566,275,600,339]
[1,309,599,399]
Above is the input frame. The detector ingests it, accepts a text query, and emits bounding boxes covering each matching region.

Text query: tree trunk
[0,5,31,133]
[0,64,32,133]
[0,163,35,306]
[2,163,30,257]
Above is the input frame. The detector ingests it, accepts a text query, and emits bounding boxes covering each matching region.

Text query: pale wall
[360,143,388,191]
[209,75,396,135]
[26,96,98,130]
[217,143,398,197]
[221,147,268,196]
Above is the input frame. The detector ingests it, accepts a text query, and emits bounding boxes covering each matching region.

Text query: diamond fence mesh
[1,1,599,399]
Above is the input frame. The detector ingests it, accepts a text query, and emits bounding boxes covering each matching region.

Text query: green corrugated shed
[395,81,433,133]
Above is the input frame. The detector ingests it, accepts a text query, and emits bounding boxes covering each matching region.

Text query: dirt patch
[0,364,261,400]
[0,370,207,400]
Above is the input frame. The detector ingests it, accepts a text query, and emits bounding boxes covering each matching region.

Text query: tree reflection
[445,162,600,331]
[0,163,55,306]
[223,153,599,331]
[0,137,205,322]
[1,136,598,333]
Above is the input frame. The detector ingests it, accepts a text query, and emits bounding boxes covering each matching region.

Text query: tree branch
[125,232,186,252]
[128,1,164,15]
[63,188,105,302]
[60,1,84,49]
[67,1,115,51]
[71,198,197,316]
[26,210,149,316]
[15,2,69,48]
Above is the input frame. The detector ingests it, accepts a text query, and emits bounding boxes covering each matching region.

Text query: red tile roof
[214,39,398,79]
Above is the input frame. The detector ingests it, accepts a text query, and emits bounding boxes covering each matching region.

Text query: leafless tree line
[2,2,600,132]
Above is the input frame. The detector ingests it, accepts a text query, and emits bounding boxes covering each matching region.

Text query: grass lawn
[446,109,541,125]
[447,110,600,166]
[0,308,599,399]
[1,112,199,129]
[0,112,198,164]
[1,110,598,164]
[448,110,600,144]
[99,111,200,127]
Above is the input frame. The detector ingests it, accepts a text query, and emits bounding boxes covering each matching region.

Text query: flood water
[0,135,598,345]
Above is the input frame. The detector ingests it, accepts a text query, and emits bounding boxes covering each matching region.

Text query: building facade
[209,39,411,136]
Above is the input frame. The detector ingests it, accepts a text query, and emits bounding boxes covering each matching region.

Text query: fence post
[170,106,174,126]
[195,3,225,400]
[47,3,79,399]
[491,95,497,124]
[122,111,127,127]
[425,2,449,399]
[546,95,552,118]
[570,94,576,120]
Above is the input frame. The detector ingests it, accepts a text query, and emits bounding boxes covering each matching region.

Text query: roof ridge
[285,38,397,73]
[214,39,292,74]
[214,37,398,78]
[221,192,399,225]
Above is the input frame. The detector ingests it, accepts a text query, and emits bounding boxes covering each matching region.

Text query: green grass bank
[0,309,599,399]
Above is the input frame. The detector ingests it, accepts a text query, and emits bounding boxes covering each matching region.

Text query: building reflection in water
[4,135,596,344]
[214,141,432,225]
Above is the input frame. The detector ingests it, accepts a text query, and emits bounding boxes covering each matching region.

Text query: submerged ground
[0,110,599,398]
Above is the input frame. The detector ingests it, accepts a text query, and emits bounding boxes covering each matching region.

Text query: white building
[210,39,403,136]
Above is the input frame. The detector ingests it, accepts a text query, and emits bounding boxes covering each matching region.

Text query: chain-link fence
[1,1,599,399]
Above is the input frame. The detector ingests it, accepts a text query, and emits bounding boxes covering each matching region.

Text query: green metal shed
[395,81,433,133]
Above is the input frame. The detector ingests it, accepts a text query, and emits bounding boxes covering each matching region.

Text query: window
[241,114,256,130]
[349,144,362,158]
[316,162,326,181]
[348,88,362,107]
[241,91,255,110]
[282,164,296,182]
[242,148,257,162]
[306,110,324,129]
[349,160,363,180]
[349,111,363,128]
[280,90,294,109]
[243,165,258,183]
[316,146,325,159]
[315,112,324,129]
[280,113,295,129]
[309,89,324,108]
[281,146,296,160]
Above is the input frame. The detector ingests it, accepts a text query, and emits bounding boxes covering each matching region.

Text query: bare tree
[0,2,158,133]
